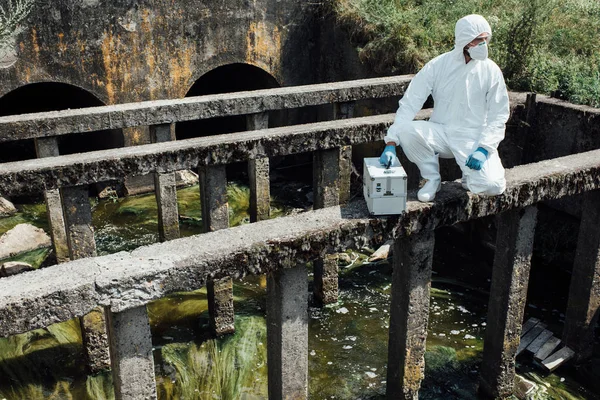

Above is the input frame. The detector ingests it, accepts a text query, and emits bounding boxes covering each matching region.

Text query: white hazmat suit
[384,14,510,202]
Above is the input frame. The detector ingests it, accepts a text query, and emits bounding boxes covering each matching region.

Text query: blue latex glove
[465,147,489,170]
[379,144,397,168]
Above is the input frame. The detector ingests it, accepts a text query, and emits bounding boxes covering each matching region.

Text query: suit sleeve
[384,62,435,144]
[477,66,510,154]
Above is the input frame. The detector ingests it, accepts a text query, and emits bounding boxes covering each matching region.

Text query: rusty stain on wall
[246,21,281,76]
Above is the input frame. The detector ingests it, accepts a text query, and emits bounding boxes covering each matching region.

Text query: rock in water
[0,196,17,217]
[0,224,51,259]
[176,170,199,187]
[368,240,394,262]
[0,261,33,277]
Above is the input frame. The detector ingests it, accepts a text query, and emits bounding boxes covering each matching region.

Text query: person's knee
[468,177,505,196]
[396,121,423,148]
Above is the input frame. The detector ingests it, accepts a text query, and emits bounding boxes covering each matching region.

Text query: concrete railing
[0,76,599,399]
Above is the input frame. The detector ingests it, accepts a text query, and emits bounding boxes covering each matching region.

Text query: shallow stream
[0,182,598,399]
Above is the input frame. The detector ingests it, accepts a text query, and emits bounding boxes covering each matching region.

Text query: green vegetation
[327,0,600,107]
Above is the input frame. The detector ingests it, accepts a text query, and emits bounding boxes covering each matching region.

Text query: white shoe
[416,155,441,202]
[418,179,441,202]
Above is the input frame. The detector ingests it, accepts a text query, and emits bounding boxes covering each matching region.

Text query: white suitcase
[363,157,407,215]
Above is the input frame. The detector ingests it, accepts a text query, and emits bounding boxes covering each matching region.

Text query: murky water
[0,183,598,399]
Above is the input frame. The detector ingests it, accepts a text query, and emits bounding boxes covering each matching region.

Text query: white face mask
[468,41,488,60]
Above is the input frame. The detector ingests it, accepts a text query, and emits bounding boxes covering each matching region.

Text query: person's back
[381,14,510,202]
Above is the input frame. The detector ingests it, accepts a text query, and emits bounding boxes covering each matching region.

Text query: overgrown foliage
[326,0,600,107]
[0,0,34,45]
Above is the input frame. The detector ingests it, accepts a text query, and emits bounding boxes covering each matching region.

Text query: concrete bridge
[0,76,599,399]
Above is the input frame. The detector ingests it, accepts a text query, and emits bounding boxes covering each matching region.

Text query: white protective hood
[454,14,492,51]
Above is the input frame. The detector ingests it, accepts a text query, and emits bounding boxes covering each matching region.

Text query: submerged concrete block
[81,307,112,374]
[563,189,600,362]
[207,277,235,336]
[267,264,308,399]
[107,305,157,400]
[0,261,33,277]
[386,229,435,400]
[479,206,537,399]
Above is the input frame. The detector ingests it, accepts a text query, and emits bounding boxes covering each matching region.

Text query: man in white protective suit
[380,14,510,202]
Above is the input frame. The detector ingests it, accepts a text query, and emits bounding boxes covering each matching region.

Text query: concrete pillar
[35,137,70,263]
[247,113,271,223]
[61,185,96,260]
[80,307,112,374]
[199,165,235,335]
[207,277,235,336]
[150,124,180,242]
[386,229,435,400]
[313,254,338,305]
[563,189,600,362]
[199,165,229,232]
[313,148,340,305]
[479,206,537,399]
[106,305,157,400]
[61,185,111,373]
[333,102,355,205]
[267,264,308,399]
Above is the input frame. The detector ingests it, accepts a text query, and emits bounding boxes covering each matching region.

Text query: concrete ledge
[0,76,412,142]
[0,149,599,337]
[0,114,399,195]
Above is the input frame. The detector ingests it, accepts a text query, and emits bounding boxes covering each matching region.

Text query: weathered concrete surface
[530,95,600,162]
[386,230,435,400]
[479,206,537,399]
[107,305,157,400]
[0,76,411,141]
[154,172,180,242]
[80,307,112,374]
[313,254,338,305]
[199,165,229,232]
[0,150,600,337]
[61,185,96,259]
[207,277,235,336]
[249,156,271,222]
[267,264,308,400]
[313,148,340,209]
[0,196,16,217]
[247,112,271,223]
[563,189,600,362]
[45,189,70,263]
[0,223,51,259]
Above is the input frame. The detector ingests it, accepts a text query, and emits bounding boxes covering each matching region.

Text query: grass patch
[327,0,600,107]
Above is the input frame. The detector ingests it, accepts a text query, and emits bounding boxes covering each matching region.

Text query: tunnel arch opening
[0,82,124,163]
[176,63,282,140]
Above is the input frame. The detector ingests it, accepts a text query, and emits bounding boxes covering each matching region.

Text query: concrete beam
[0,113,432,196]
[479,206,537,399]
[0,76,411,141]
[1,152,600,337]
[563,189,600,362]
[386,229,435,400]
[267,264,308,399]
[107,305,157,400]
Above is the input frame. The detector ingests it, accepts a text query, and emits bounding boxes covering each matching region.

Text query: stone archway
[0,82,124,163]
